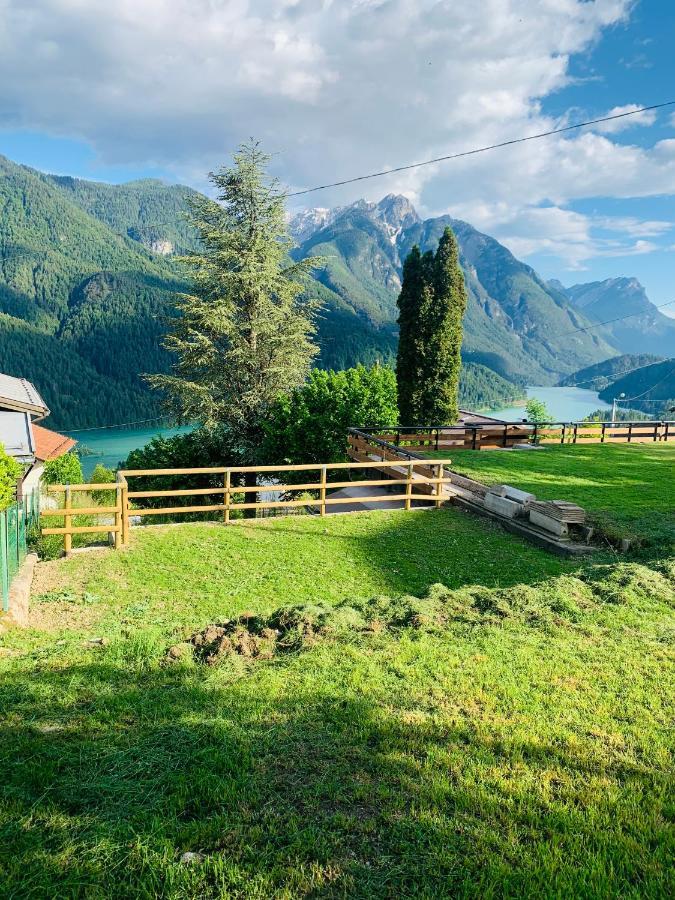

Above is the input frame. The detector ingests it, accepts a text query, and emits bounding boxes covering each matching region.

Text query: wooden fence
[41,459,454,555]
[368,419,674,450]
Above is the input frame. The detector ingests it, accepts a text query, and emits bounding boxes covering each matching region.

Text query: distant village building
[456,409,509,426]
[0,374,76,502]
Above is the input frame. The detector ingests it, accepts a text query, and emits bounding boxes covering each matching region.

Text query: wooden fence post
[224,470,231,524]
[114,483,122,550]
[123,481,129,545]
[320,466,327,517]
[405,461,414,510]
[435,463,443,509]
[64,485,72,557]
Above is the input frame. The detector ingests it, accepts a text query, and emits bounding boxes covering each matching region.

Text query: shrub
[525,397,552,424]
[42,452,83,485]
[0,443,22,510]
[262,364,398,466]
[90,464,116,504]
[121,427,239,512]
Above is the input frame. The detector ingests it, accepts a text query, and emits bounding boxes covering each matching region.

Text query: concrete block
[486,484,507,497]
[529,509,569,537]
[503,485,536,504]
[484,492,521,519]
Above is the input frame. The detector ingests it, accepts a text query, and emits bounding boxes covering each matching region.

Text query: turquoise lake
[69,386,612,477]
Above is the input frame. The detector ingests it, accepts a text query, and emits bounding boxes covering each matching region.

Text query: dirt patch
[29,596,105,633]
[31,552,107,596]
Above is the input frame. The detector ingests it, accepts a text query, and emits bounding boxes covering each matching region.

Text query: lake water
[489,386,611,423]
[69,386,612,477]
[68,423,193,478]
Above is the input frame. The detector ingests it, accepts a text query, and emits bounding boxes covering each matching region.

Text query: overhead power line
[617,365,675,401]
[560,299,675,337]
[66,415,174,434]
[287,100,675,197]
[565,356,675,388]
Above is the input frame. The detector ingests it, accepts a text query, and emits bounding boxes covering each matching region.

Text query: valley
[0,154,670,431]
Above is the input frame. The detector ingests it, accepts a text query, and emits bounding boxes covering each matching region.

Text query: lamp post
[612,392,626,424]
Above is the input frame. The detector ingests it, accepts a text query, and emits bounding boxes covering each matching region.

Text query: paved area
[326,484,436,513]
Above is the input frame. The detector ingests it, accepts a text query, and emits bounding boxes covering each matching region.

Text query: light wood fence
[41,460,454,555]
[369,419,674,450]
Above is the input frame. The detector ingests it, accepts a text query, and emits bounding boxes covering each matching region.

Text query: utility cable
[559,299,675,336]
[287,101,675,197]
[65,415,174,434]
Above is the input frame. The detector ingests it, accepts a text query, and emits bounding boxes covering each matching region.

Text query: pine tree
[147,141,319,461]
[396,227,467,424]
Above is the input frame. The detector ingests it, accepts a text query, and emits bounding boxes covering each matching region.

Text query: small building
[457,408,510,426]
[0,374,76,503]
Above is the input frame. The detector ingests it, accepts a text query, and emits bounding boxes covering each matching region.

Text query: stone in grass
[180,852,204,865]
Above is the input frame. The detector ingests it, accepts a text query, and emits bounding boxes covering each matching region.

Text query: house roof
[0,373,49,419]
[32,424,77,461]
[0,411,35,462]
[457,409,509,425]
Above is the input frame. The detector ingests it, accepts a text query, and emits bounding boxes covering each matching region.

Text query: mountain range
[0,152,669,430]
[555,277,675,357]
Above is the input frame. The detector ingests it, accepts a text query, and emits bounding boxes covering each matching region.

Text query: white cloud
[593,104,658,133]
[4,0,674,272]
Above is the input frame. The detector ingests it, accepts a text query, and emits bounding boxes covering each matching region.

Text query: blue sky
[0,0,673,309]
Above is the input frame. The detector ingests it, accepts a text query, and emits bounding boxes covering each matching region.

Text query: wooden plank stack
[529,500,585,524]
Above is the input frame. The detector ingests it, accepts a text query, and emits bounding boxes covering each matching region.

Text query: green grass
[425,443,675,547]
[26,508,575,636]
[1,508,673,897]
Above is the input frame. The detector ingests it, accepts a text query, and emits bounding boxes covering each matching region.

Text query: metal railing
[1,490,40,612]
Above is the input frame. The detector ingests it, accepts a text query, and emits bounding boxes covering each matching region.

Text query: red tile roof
[32,424,77,461]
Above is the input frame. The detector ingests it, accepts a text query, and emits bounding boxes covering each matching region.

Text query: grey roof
[458,408,509,425]
[0,373,49,417]
[0,411,35,462]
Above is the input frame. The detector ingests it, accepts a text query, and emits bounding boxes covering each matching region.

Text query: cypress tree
[396,245,424,424]
[396,227,467,424]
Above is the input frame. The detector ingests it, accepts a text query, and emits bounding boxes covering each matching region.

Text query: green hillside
[0,157,619,429]
[43,174,202,255]
[559,354,665,391]
[296,199,616,385]
[597,359,675,418]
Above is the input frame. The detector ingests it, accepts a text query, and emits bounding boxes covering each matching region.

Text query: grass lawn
[26,507,575,636]
[1,508,673,896]
[425,443,675,547]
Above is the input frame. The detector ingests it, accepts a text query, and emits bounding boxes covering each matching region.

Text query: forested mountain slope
[292,196,616,385]
[0,154,621,429]
[559,354,665,391]
[597,359,675,418]
[561,277,675,356]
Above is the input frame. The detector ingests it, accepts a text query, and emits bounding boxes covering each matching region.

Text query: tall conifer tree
[147,141,319,461]
[396,227,467,424]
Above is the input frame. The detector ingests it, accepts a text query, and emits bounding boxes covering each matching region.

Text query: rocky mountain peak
[374,194,420,231]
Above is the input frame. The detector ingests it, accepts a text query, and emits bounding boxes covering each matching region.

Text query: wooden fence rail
[41,460,454,555]
[364,419,674,450]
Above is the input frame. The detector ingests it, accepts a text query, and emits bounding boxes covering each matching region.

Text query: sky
[1,0,674,309]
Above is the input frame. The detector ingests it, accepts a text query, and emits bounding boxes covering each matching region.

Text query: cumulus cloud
[593,104,658,133]
[3,0,674,270]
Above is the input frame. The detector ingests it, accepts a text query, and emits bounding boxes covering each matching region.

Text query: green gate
[1,492,38,613]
